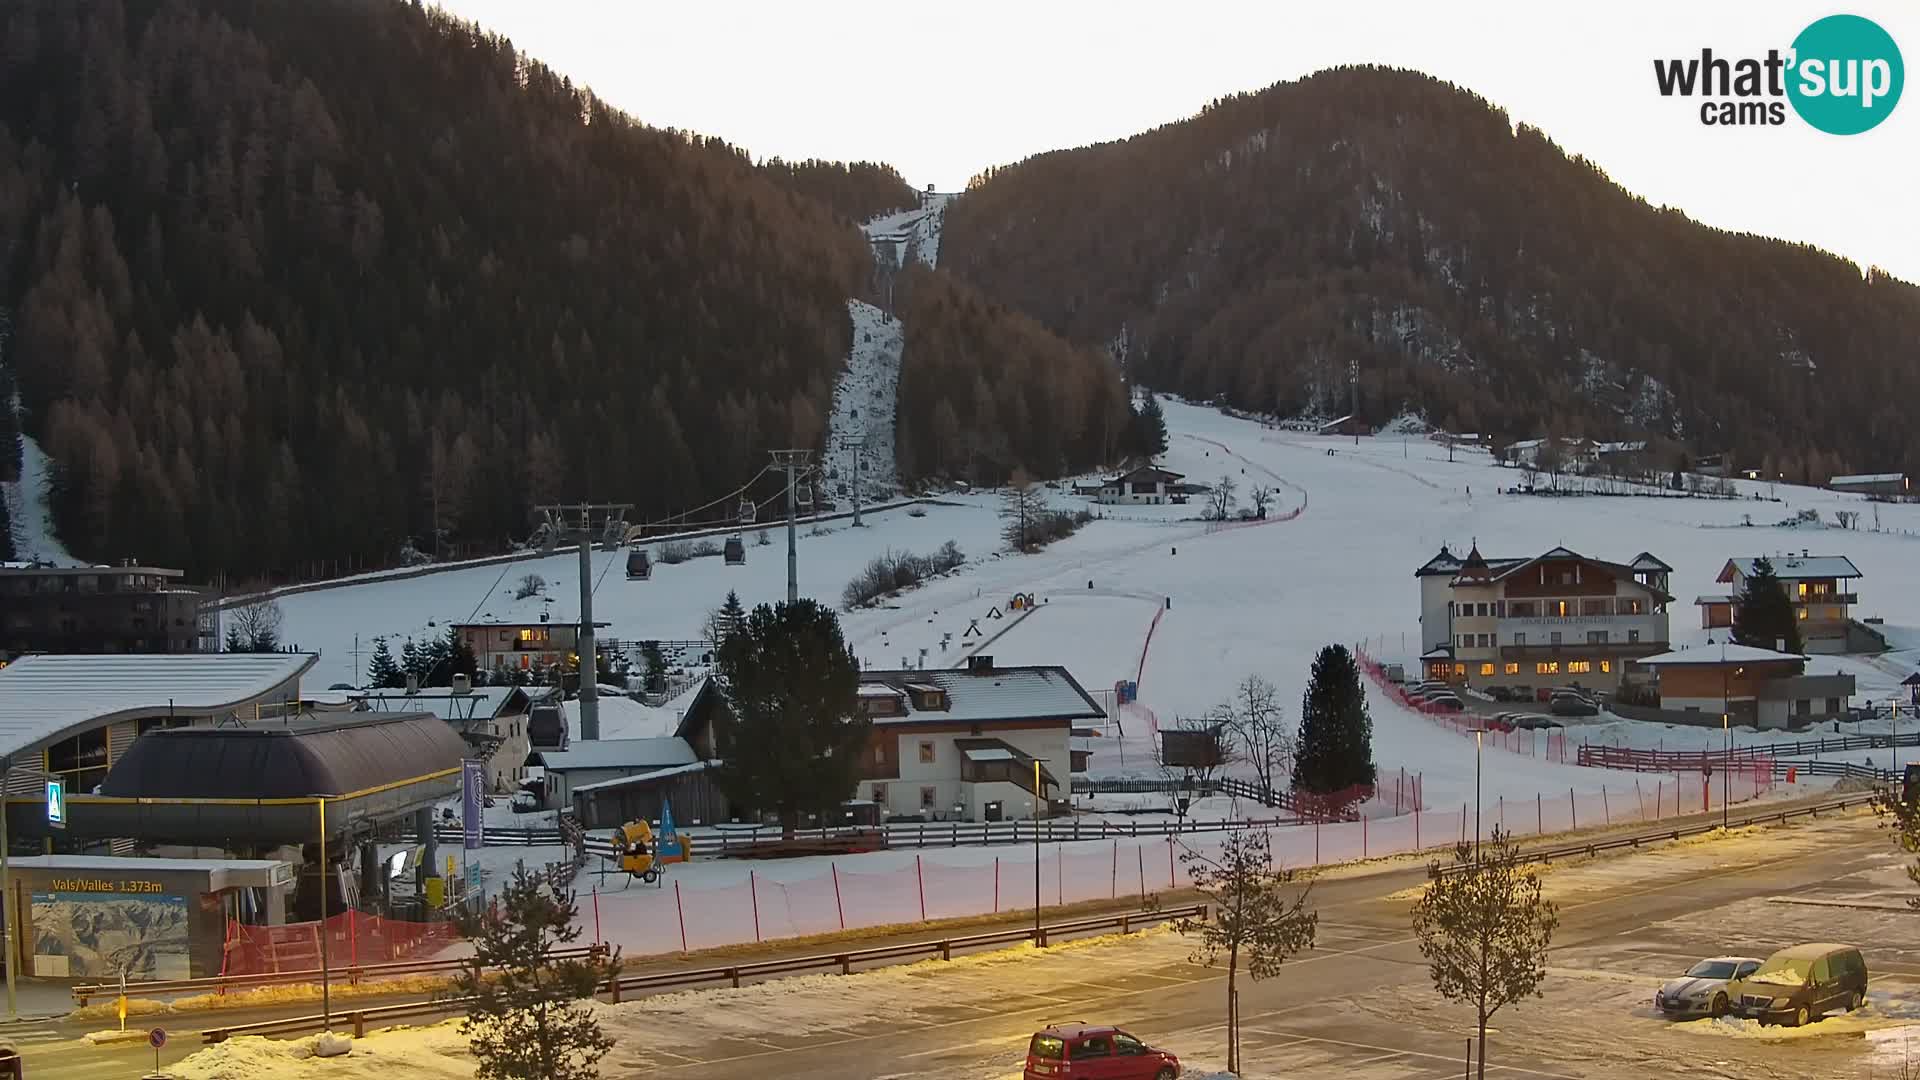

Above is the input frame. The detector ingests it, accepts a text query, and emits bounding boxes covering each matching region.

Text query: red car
[1025,1023,1181,1079]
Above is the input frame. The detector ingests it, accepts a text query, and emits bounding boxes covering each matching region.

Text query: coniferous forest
[941,67,1920,481]
[0,0,882,580]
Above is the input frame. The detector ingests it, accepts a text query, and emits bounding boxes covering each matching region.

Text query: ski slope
[278,397,1920,810]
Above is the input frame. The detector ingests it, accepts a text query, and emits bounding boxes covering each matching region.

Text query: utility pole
[770,451,814,604]
[1349,355,1359,446]
[535,503,630,741]
[349,634,367,689]
[848,431,866,528]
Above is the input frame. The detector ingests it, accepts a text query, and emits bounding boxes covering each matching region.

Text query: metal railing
[200,903,1208,1044]
[72,946,611,1007]
[1434,795,1876,877]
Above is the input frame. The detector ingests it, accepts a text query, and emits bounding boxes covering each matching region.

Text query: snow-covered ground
[823,299,904,502]
[862,191,952,269]
[2,423,78,564]
[280,396,1920,817]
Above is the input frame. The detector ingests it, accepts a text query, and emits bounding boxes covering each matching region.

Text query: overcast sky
[433,0,1917,283]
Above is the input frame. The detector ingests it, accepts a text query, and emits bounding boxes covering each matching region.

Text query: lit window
[1600,660,1612,673]
[1536,661,1559,675]
[1504,662,1520,675]
[1556,600,1570,617]
[1567,661,1592,674]
[1798,582,1808,598]
[1454,663,1467,676]
[1797,608,1808,620]
[1479,663,1495,676]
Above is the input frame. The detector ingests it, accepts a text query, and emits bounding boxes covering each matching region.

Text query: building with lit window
[453,619,610,676]
[0,561,218,659]
[1415,545,1672,694]
[1694,553,1863,654]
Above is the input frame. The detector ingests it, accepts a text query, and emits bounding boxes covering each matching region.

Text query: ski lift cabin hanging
[724,534,747,565]
[626,547,652,580]
[737,497,757,525]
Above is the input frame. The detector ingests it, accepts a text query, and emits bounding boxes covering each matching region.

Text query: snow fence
[580,771,1732,959]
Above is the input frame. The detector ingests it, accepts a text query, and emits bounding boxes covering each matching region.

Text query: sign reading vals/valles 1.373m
[46,878,169,893]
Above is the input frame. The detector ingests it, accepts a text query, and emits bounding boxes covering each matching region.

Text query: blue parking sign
[46,779,66,829]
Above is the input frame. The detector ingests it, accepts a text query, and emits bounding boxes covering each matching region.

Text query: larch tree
[451,863,620,1080]
[1174,829,1317,1074]
[1410,829,1559,1080]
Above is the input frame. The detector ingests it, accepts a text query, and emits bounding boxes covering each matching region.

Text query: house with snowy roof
[1695,553,1866,654]
[671,655,1104,825]
[1827,472,1908,498]
[1634,642,1854,729]
[1414,544,1672,693]
[1095,464,1186,505]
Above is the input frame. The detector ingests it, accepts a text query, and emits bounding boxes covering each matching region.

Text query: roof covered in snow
[1635,644,1809,667]
[1719,555,1862,582]
[1829,473,1904,486]
[533,736,698,772]
[0,652,318,760]
[859,665,1104,726]
[570,759,711,795]
[351,686,528,722]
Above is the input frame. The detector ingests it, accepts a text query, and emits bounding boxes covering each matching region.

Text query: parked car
[1515,714,1563,730]
[1426,696,1465,713]
[1735,944,1869,1026]
[1549,692,1599,718]
[1025,1024,1181,1079]
[1655,955,1762,1017]
[1485,685,1517,702]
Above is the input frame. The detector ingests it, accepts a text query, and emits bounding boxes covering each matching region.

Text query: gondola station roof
[0,652,317,761]
[34,713,470,846]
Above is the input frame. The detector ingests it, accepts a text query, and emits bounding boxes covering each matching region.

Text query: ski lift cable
[658,464,777,525]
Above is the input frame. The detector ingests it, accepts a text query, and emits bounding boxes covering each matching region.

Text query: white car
[1655,956,1762,1018]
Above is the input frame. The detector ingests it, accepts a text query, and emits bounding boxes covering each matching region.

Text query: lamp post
[1474,729,1483,861]
[2,758,14,1020]
[1033,759,1044,944]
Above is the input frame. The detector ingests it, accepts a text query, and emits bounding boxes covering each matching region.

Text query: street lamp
[1474,729,1483,861]
[1721,665,1744,829]
[1032,759,1044,944]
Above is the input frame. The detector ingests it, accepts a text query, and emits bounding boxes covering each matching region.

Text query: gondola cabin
[723,535,746,565]
[626,548,652,580]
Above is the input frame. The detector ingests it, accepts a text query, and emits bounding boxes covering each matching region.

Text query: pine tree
[713,599,866,834]
[445,624,479,682]
[223,626,246,653]
[718,590,746,644]
[400,637,425,685]
[1132,393,1169,458]
[1731,556,1804,655]
[1294,644,1376,796]
[451,863,619,1080]
[367,637,404,689]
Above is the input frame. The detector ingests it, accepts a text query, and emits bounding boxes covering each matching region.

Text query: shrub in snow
[514,573,547,600]
[841,542,965,609]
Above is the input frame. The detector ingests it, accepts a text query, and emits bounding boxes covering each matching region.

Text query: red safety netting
[221,910,460,978]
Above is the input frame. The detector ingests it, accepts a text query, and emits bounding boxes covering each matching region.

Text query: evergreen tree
[713,599,866,834]
[400,637,426,685]
[223,626,246,653]
[717,590,746,644]
[451,863,619,1080]
[367,637,404,689]
[1294,644,1377,795]
[423,629,455,686]
[1731,556,1803,655]
[0,493,12,561]
[445,624,479,683]
[1131,393,1170,458]
[638,641,668,694]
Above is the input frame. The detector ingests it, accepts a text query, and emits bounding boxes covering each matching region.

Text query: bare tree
[1872,784,1920,908]
[224,599,284,652]
[1206,473,1238,520]
[514,573,547,600]
[999,467,1045,552]
[1247,484,1275,518]
[1173,830,1317,1073]
[1410,828,1559,1080]
[1212,675,1294,800]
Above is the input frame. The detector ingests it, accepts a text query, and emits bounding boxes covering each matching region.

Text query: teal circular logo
[1787,14,1904,134]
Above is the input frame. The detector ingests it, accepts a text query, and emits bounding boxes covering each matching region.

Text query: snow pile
[175,1026,474,1080]
[1674,1012,1877,1039]
[824,300,904,502]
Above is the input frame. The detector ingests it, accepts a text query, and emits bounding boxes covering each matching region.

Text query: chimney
[968,655,994,674]
[451,673,472,695]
